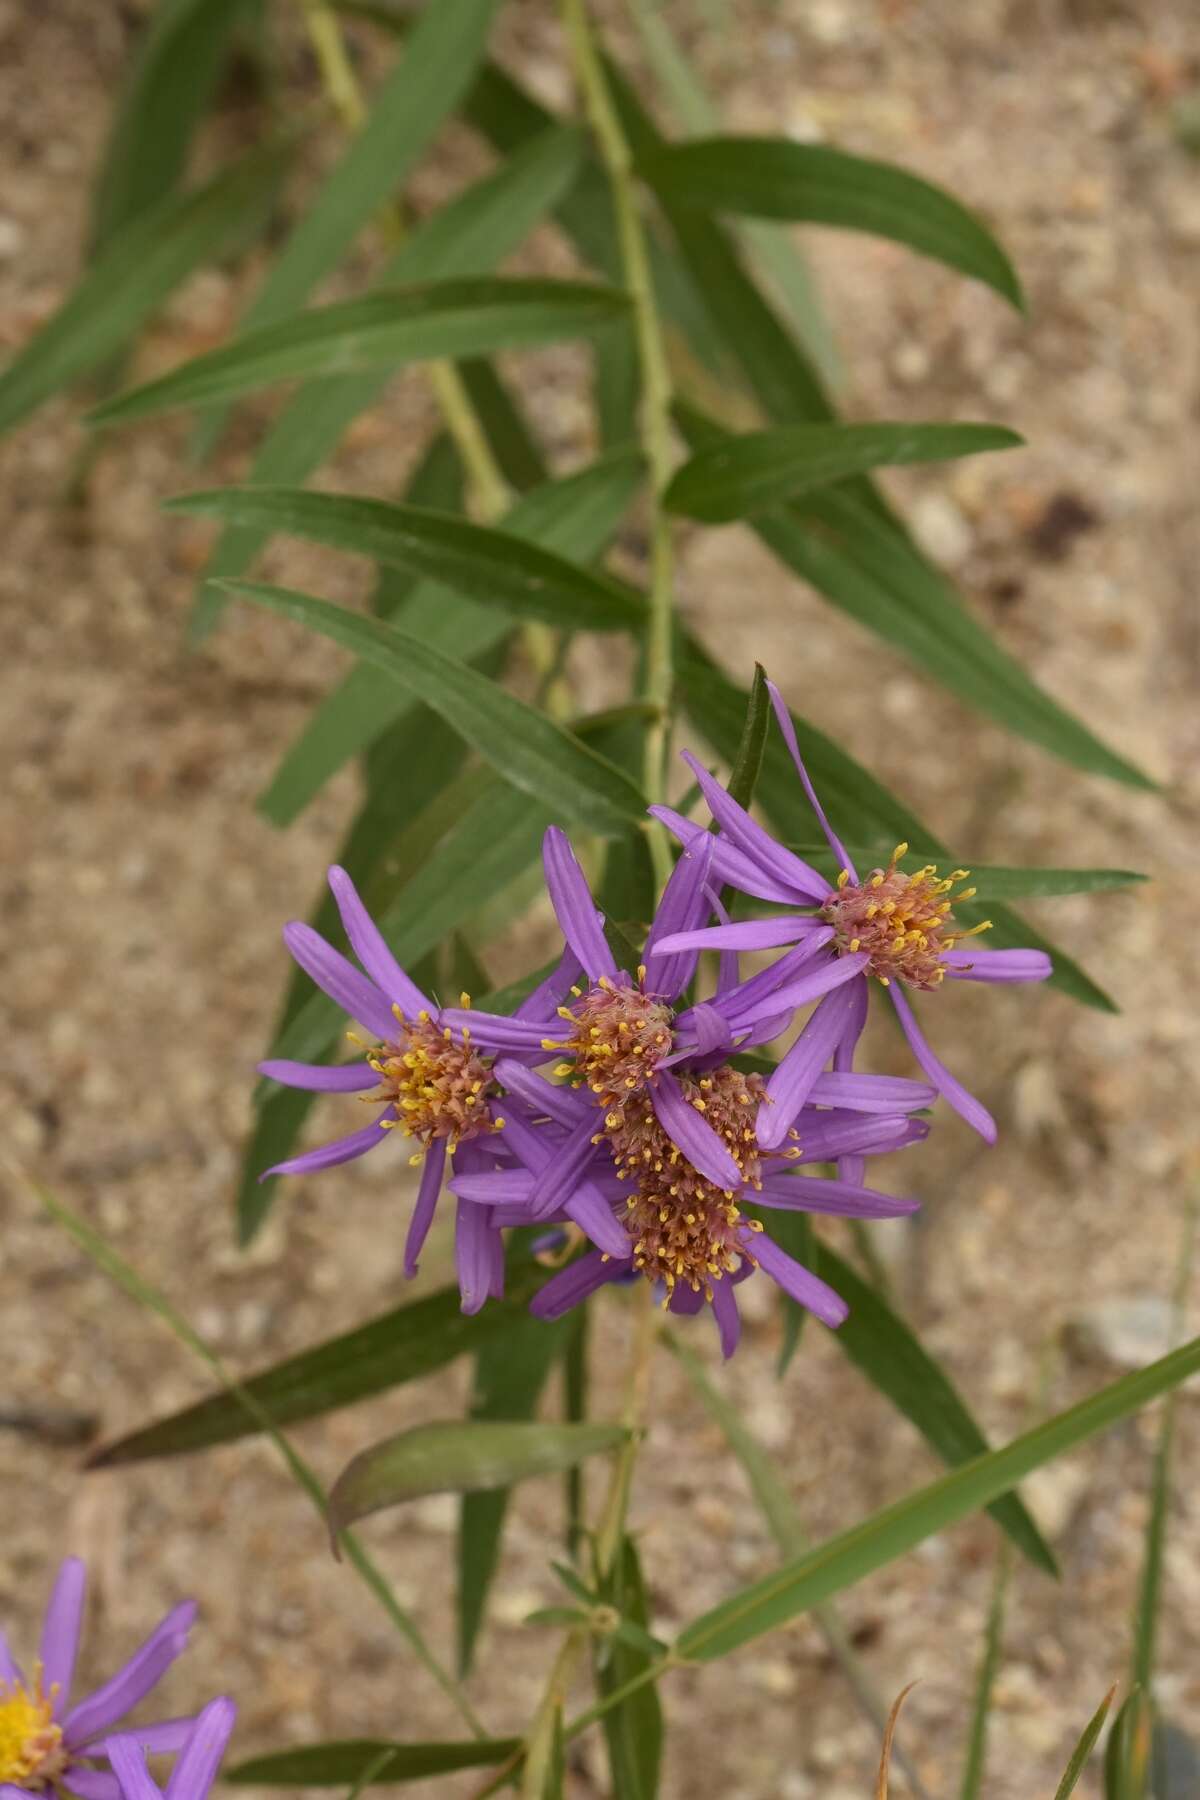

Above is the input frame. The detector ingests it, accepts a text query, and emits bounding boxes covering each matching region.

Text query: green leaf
[666,422,1021,522]
[0,142,286,438]
[638,136,1024,309]
[189,122,581,639]
[89,0,246,250]
[459,1309,569,1676]
[725,663,770,813]
[258,446,643,825]
[958,1541,1013,1800]
[329,1421,627,1530]
[676,404,1154,793]
[776,849,1145,903]
[91,278,631,426]
[192,0,501,454]
[170,488,645,631]
[1106,1689,1154,1800]
[1055,1691,1117,1800]
[226,1740,520,1786]
[675,1329,1200,1662]
[88,1261,550,1466]
[676,642,1120,1013]
[221,581,646,835]
[597,1539,663,1800]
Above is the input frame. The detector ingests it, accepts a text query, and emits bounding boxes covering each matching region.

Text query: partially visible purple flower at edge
[652,679,1052,1145]
[0,1558,199,1800]
[107,1700,236,1800]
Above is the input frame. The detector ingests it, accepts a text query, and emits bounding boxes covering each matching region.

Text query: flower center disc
[821,844,990,990]
[370,1002,497,1156]
[0,1681,65,1788]
[546,977,674,1126]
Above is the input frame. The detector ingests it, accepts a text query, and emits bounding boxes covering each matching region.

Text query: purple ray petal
[941,948,1053,983]
[494,1058,589,1128]
[260,1113,392,1181]
[526,1114,604,1218]
[5,1786,39,1800]
[64,1603,197,1748]
[765,681,857,880]
[706,887,742,998]
[86,1719,198,1758]
[39,1557,86,1718]
[655,915,823,955]
[755,1175,920,1219]
[745,1227,849,1328]
[710,1276,741,1359]
[452,1167,535,1204]
[530,1249,625,1319]
[281,922,395,1042]
[758,981,865,1150]
[808,1070,937,1113]
[660,1001,733,1065]
[455,1201,503,1315]
[734,949,868,1031]
[327,866,429,1016]
[164,1698,237,1800]
[0,1627,26,1689]
[62,1772,122,1800]
[542,827,617,983]
[643,833,715,1000]
[257,1059,378,1093]
[649,807,810,906]
[564,1185,630,1259]
[651,1071,743,1189]
[104,1738,162,1800]
[792,1111,925,1163]
[888,985,997,1143]
[666,1281,705,1316]
[403,1139,447,1278]
[439,1009,554,1053]
[680,751,831,900]
[709,930,835,1027]
[832,972,869,1186]
[515,946,584,1021]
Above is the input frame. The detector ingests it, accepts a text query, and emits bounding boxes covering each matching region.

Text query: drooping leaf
[88,1262,550,1467]
[676,404,1154,793]
[91,278,631,426]
[0,142,286,438]
[329,1421,627,1531]
[675,1330,1200,1661]
[189,123,583,638]
[458,1309,569,1675]
[90,0,246,250]
[1054,1691,1117,1800]
[638,136,1024,308]
[676,643,1120,1013]
[170,489,645,631]
[724,662,770,812]
[220,582,646,835]
[226,1740,520,1786]
[258,446,643,825]
[665,422,1021,522]
[597,1539,663,1800]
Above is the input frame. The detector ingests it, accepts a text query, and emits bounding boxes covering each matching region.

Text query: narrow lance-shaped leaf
[87,1262,550,1467]
[258,446,643,825]
[776,850,1145,903]
[0,141,287,438]
[329,1421,627,1533]
[725,662,770,812]
[91,278,631,426]
[676,403,1154,793]
[597,1538,663,1800]
[226,1740,522,1787]
[189,122,583,639]
[89,0,245,250]
[638,136,1024,309]
[675,1329,1200,1662]
[220,581,646,836]
[666,421,1022,522]
[1054,1691,1117,1800]
[192,0,502,454]
[169,489,646,632]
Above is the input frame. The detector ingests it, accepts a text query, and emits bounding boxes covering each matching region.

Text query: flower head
[107,1699,235,1800]
[1,1559,199,1796]
[652,680,1052,1143]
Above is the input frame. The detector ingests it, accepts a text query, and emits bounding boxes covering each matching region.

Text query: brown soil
[2,3,1197,1797]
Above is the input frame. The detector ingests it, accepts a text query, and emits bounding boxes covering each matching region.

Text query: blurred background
[1,2,1197,1795]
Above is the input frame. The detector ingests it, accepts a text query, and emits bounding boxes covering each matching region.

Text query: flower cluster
[260,679,1050,1356]
[0,1559,232,1800]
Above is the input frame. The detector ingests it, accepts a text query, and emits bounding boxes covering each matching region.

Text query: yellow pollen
[0,1674,65,1787]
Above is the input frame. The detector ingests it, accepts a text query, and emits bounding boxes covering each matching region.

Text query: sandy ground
[2,2,1198,1796]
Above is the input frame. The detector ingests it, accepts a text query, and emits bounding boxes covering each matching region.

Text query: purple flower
[258,866,580,1306]
[651,680,1052,1143]
[0,1559,199,1800]
[107,1700,235,1800]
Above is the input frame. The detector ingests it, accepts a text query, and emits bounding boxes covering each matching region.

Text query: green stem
[561,0,676,879]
